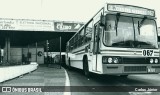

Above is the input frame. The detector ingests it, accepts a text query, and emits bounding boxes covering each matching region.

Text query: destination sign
[107,4,155,17]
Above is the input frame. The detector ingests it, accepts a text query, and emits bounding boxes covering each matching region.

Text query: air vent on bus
[124,66,147,72]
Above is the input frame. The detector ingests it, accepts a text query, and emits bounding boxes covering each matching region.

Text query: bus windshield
[103,14,158,48]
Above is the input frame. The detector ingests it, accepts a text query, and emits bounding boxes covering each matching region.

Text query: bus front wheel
[83,57,90,77]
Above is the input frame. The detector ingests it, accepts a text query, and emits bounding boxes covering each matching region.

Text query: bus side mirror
[100,14,105,27]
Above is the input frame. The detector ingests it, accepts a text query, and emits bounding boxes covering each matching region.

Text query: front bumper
[102,64,160,75]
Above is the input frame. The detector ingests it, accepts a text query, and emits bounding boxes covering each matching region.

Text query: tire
[83,57,90,77]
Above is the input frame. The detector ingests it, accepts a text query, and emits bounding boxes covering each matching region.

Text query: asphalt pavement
[66,68,160,95]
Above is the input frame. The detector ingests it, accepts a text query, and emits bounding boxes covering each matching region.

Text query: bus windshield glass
[103,14,158,48]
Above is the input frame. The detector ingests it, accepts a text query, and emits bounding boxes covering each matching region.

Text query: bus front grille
[123,58,146,64]
[124,66,147,72]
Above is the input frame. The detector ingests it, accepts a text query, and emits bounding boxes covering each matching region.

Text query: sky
[0,0,160,26]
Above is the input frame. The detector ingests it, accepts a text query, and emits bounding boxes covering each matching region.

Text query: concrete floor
[0,65,66,95]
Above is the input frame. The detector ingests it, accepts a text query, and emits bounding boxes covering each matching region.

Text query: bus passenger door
[92,23,100,71]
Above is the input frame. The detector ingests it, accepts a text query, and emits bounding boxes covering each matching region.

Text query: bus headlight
[150,58,154,64]
[108,57,113,63]
[113,58,119,63]
[155,58,158,64]
[102,56,121,64]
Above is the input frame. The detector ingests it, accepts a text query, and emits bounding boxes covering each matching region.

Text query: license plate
[148,68,155,73]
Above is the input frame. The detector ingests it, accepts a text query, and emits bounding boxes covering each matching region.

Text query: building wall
[10,48,22,64]
[10,47,44,64]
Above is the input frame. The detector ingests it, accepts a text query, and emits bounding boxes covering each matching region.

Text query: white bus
[66,3,160,77]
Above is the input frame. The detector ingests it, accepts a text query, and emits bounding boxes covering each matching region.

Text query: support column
[36,42,37,62]
[4,37,10,63]
[27,45,30,63]
[59,36,61,69]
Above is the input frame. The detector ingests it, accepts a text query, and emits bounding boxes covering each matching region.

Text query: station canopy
[0,18,84,32]
[0,18,84,51]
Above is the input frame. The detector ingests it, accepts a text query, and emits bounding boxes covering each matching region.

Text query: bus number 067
[142,50,153,56]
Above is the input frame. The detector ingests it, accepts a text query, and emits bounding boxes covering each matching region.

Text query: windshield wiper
[138,16,147,34]
[115,13,120,36]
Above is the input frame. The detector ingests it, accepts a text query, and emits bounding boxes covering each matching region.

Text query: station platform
[0,65,68,95]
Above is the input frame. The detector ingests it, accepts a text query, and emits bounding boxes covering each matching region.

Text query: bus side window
[78,28,85,46]
[77,32,81,47]
[85,20,93,43]
[75,34,78,48]
[73,37,76,49]
[66,43,69,52]
[70,40,73,50]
